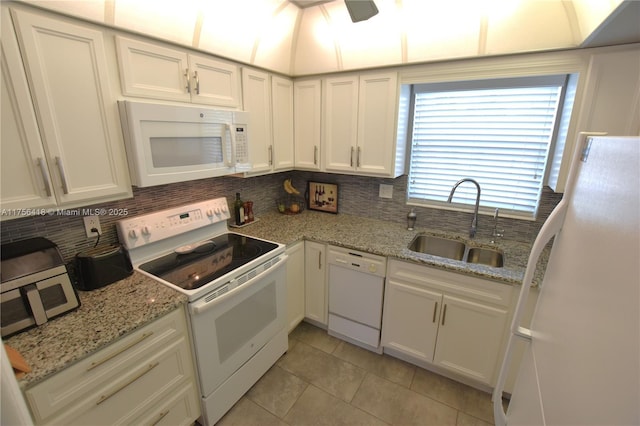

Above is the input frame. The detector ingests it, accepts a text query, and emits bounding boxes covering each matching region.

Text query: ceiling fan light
[345,0,379,22]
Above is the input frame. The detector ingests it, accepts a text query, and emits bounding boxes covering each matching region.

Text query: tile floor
[217,322,506,425]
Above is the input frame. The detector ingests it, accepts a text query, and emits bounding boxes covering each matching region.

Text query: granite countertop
[234,210,548,286]
[6,210,544,390]
[4,272,187,389]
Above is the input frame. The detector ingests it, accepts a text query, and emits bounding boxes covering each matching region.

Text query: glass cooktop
[139,233,278,291]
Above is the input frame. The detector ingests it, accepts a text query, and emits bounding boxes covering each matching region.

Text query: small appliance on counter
[0,237,80,337]
[74,245,133,291]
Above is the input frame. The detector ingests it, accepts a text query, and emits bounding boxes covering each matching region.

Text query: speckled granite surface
[4,272,187,389]
[234,210,548,286]
[6,210,546,390]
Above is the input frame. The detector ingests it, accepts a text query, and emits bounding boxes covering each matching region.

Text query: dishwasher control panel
[327,246,387,278]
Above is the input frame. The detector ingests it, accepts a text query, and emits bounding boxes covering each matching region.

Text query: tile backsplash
[1,171,561,262]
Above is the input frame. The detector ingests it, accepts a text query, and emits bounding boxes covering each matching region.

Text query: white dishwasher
[327,245,387,353]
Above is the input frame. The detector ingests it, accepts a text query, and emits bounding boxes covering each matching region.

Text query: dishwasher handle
[327,247,386,278]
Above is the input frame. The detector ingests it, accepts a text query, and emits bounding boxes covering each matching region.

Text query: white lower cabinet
[381,259,512,386]
[23,307,200,425]
[286,241,305,332]
[304,241,327,326]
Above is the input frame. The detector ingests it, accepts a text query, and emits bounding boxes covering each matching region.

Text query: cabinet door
[323,75,358,173]
[190,53,240,108]
[242,68,272,173]
[13,9,131,205]
[381,279,441,363]
[271,76,295,171]
[356,72,398,176]
[294,80,322,171]
[286,241,305,333]
[1,7,56,213]
[116,36,191,103]
[304,241,326,325]
[434,294,508,385]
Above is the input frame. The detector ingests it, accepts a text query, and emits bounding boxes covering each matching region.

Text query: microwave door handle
[25,284,48,325]
[225,124,235,168]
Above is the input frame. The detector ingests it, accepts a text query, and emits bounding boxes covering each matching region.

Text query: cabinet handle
[184,68,191,93]
[96,361,159,405]
[318,251,322,269]
[432,302,438,323]
[357,146,361,168]
[55,156,69,194]
[350,147,354,167]
[268,145,273,166]
[193,70,200,95]
[37,157,52,197]
[86,331,154,371]
[151,410,169,426]
[441,304,447,326]
[313,145,318,165]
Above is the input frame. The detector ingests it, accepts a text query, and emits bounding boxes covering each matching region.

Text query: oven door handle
[190,254,288,315]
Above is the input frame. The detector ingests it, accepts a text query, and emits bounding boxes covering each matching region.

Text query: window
[407,75,572,219]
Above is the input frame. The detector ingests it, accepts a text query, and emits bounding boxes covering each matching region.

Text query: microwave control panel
[234,124,249,164]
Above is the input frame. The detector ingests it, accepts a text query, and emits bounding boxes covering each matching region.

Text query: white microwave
[118,101,251,187]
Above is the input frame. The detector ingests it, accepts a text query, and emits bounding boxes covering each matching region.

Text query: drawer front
[25,308,191,423]
[35,335,195,425]
[131,382,200,426]
[387,259,513,307]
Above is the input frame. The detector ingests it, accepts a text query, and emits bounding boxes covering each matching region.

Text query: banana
[283,178,300,195]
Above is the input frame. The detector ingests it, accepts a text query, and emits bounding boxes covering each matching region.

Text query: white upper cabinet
[1,7,56,212]
[240,69,294,176]
[3,7,131,214]
[294,79,322,171]
[323,72,402,177]
[548,45,640,192]
[357,73,400,176]
[116,36,241,108]
[323,75,359,173]
[271,76,295,171]
[242,68,273,173]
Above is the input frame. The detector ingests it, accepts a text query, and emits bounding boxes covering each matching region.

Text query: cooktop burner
[139,233,278,291]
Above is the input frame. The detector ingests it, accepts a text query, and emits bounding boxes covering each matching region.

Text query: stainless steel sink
[408,235,466,261]
[408,234,504,267]
[466,247,504,267]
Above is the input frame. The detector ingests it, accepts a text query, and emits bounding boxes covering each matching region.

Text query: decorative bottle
[234,193,245,226]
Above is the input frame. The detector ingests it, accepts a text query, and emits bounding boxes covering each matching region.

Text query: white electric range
[116,198,288,426]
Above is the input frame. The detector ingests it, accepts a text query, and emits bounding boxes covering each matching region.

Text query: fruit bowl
[276,196,305,215]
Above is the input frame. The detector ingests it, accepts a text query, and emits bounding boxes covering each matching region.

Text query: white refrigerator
[493,133,640,425]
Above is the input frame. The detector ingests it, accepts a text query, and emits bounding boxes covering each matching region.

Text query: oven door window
[189,262,286,396]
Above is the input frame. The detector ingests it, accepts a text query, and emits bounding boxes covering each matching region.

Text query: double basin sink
[408,234,504,268]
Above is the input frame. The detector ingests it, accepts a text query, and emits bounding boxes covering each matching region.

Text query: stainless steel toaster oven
[1,237,80,337]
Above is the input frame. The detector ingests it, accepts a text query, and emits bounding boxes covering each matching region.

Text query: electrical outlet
[83,215,102,238]
[379,184,393,199]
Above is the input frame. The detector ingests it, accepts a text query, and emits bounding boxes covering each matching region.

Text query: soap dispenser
[407,208,417,231]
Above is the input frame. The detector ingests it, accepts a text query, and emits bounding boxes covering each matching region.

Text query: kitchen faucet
[447,178,481,238]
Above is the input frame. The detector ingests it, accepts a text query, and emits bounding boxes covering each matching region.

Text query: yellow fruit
[283,179,293,194]
[290,203,300,213]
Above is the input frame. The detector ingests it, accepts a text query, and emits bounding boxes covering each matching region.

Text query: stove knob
[141,226,151,236]
[129,229,138,239]
[221,204,229,214]
[213,207,221,215]
[206,209,214,218]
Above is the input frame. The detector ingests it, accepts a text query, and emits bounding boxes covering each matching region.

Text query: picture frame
[308,181,338,214]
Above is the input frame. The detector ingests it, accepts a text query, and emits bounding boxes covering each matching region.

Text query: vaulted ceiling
[18,0,638,76]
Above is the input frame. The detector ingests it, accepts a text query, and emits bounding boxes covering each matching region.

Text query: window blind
[408,83,563,218]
